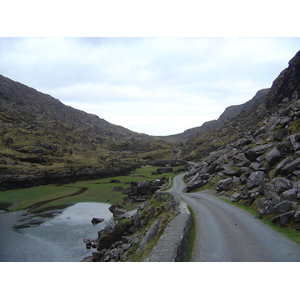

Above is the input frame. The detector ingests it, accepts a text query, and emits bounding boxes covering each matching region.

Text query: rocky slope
[156,88,269,144]
[0,75,173,190]
[184,50,300,229]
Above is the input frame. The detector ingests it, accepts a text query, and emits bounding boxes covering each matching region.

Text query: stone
[262,177,293,199]
[273,128,290,141]
[247,171,266,189]
[230,192,242,202]
[245,143,274,161]
[277,140,294,156]
[270,211,295,227]
[91,218,104,224]
[280,189,298,202]
[265,148,282,166]
[273,200,293,214]
[280,157,300,175]
[274,156,293,176]
[257,199,273,217]
[223,164,240,176]
[136,217,162,254]
[248,188,260,200]
[113,186,124,191]
[216,178,233,191]
[290,134,300,151]
[232,153,249,167]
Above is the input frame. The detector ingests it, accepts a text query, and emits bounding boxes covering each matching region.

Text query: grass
[0,165,180,212]
[187,206,196,261]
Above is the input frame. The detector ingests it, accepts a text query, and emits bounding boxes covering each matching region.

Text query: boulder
[109,204,127,218]
[245,143,274,161]
[113,186,124,191]
[265,148,282,166]
[290,133,300,151]
[216,178,233,191]
[280,157,300,176]
[247,171,266,189]
[273,200,293,214]
[280,189,298,202]
[248,188,261,200]
[276,140,294,156]
[294,207,300,230]
[135,217,162,254]
[274,156,293,176]
[223,164,240,176]
[232,153,249,167]
[230,192,242,203]
[270,211,295,227]
[273,128,290,141]
[91,218,105,224]
[262,177,293,199]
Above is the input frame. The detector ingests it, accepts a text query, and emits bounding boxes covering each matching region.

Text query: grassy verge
[187,206,196,261]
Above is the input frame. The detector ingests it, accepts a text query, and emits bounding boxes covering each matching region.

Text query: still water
[0,202,113,262]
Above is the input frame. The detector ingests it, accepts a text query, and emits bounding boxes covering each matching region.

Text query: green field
[0,165,179,212]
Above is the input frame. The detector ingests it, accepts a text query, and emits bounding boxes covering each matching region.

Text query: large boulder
[265,148,283,166]
[279,157,300,176]
[290,133,300,151]
[273,200,294,214]
[216,178,233,191]
[245,143,274,161]
[247,171,267,189]
[262,177,293,199]
[270,211,295,227]
[280,188,298,202]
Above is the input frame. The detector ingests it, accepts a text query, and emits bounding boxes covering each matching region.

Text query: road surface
[168,173,300,262]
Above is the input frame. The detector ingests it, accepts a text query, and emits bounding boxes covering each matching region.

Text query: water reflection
[0,202,113,262]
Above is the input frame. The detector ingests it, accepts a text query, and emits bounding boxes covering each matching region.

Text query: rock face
[184,50,300,229]
[82,190,178,262]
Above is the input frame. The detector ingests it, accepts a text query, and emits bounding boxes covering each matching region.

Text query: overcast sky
[0,37,299,135]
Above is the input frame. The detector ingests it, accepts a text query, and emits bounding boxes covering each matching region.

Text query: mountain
[156,88,270,144]
[0,75,173,190]
[183,50,300,230]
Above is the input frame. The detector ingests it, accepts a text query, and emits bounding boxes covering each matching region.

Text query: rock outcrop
[184,50,300,229]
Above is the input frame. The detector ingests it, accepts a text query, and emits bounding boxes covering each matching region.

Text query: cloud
[0,37,299,135]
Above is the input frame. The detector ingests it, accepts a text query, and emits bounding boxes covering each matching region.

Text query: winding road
[168,173,300,262]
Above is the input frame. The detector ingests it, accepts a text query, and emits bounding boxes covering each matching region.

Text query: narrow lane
[169,174,300,262]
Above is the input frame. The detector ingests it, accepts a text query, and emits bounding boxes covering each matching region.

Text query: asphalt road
[168,173,300,262]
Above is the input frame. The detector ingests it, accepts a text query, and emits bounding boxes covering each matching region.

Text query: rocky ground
[184,91,300,229]
[81,179,178,262]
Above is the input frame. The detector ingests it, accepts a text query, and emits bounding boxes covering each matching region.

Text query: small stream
[0,202,113,262]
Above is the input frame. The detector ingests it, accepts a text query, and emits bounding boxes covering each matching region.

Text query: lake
[0,202,113,262]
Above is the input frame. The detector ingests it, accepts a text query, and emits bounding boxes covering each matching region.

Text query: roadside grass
[187,206,196,261]
[0,165,181,212]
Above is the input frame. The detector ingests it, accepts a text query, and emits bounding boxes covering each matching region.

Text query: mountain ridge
[156,88,270,144]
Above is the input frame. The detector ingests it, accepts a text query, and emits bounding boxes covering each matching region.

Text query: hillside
[0,75,173,190]
[156,88,269,144]
[183,50,300,230]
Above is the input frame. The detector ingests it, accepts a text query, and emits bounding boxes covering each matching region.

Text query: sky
[0,1,300,137]
[1,37,299,136]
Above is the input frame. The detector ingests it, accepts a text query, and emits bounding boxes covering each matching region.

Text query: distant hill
[0,75,172,190]
[155,88,270,144]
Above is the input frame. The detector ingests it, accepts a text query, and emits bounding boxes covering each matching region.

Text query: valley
[1,49,300,262]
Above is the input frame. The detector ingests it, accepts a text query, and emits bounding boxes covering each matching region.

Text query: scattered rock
[91,218,104,224]
[247,171,266,189]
